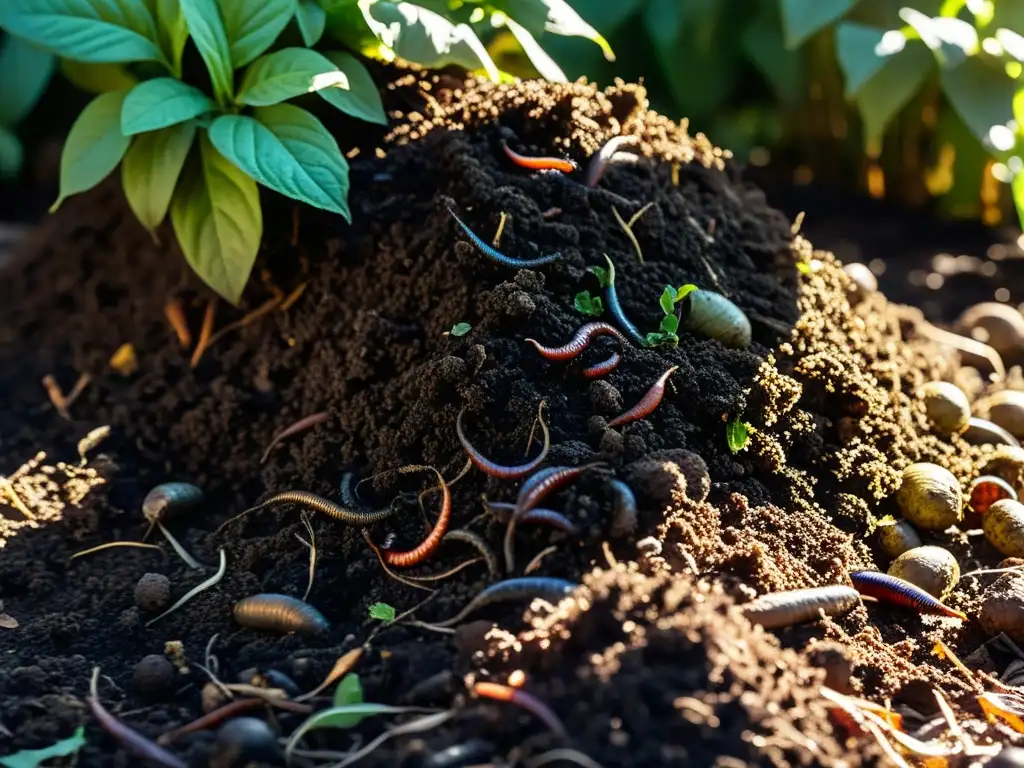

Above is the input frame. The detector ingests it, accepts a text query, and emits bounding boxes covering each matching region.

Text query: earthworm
[158,699,266,744]
[525,322,630,362]
[608,479,638,538]
[447,207,562,268]
[215,490,399,535]
[585,135,640,187]
[87,667,187,768]
[485,501,578,534]
[582,351,621,379]
[501,140,576,174]
[849,570,967,620]
[233,593,331,635]
[444,529,501,577]
[457,404,550,479]
[741,586,861,629]
[380,465,451,567]
[260,411,330,464]
[601,254,646,345]
[606,365,679,428]
[473,682,567,736]
[143,482,204,525]
[417,577,577,628]
[505,464,603,572]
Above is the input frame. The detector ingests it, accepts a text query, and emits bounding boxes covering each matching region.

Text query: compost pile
[1,71,1022,767]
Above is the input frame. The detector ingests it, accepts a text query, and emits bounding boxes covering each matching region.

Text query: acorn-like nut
[970,475,1017,515]
[917,381,970,435]
[976,390,1024,439]
[984,499,1024,558]
[876,519,923,559]
[956,302,1024,358]
[895,463,963,530]
[680,290,751,349]
[134,573,171,612]
[963,417,1020,448]
[843,262,877,303]
[887,545,960,599]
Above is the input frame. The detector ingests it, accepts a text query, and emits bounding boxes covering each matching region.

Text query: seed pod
[917,381,970,435]
[983,499,1024,558]
[142,482,204,524]
[876,519,922,559]
[963,417,1020,448]
[887,545,960,599]
[895,463,963,530]
[680,291,751,349]
[233,594,330,635]
[957,302,1024,358]
[970,475,1017,515]
[976,390,1024,439]
[843,263,877,303]
[741,585,860,629]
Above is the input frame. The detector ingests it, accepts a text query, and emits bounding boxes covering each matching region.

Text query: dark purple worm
[582,351,621,379]
[585,135,640,187]
[233,593,330,635]
[525,322,630,362]
[473,682,566,736]
[485,501,578,534]
[849,571,967,620]
[443,529,500,577]
[608,479,638,539]
[600,253,645,345]
[741,586,861,629]
[448,207,561,268]
[607,365,678,428]
[419,577,577,628]
[456,407,550,479]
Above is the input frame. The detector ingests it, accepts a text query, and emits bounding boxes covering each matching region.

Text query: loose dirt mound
[0,71,1016,766]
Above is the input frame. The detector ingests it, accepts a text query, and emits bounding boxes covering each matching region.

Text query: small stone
[980,573,1024,644]
[134,573,171,612]
[132,654,175,696]
[589,380,622,414]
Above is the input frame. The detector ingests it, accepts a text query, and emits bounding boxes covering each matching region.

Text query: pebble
[213,717,279,768]
[887,545,960,599]
[134,573,171,612]
[876,519,922,559]
[980,573,1024,644]
[132,654,175,696]
[843,262,877,302]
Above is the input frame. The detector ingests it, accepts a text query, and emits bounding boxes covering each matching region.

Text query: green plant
[369,601,396,621]
[0,727,86,768]
[573,289,603,316]
[726,415,750,454]
[449,322,472,337]
[0,34,55,180]
[645,283,697,347]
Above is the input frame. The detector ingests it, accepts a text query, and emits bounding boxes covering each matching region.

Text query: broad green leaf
[170,134,262,304]
[674,284,698,302]
[997,28,1024,61]
[503,15,567,81]
[726,417,750,454]
[555,0,639,37]
[0,727,86,768]
[853,41,933,148]
[122,121,196,234]
[780,0,855,49]
[208,105,350,218]
[320,51,387,124]
[0,0,164,64]
[660,313,679,334]
[52,89,131,211]
[740,2,803,106]
[289,704,413,743]
[361,2,500,81]
[297,0,327,46]
[899,8,978,67]
[218,0,297,68]
[941,55,1016,150]
[0,126,23,180]
[659,286,674,315]
[60,59,137,93]
[0,36,55,127]
[121,78,217,135]
[640,0,686,49]
[326,674,366,726]
[835,23,891,97]
[499,0,614,60]
[156,0,190,76]
[237,48,347,106]
[180,0,234,103]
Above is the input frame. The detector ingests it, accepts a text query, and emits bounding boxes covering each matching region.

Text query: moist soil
[0,71,1022,767]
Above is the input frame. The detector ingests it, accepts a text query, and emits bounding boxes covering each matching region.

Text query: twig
[493,212,508,248]
[332,710,456,768]
[261,411,330,465]
[41,374,69,419]
[611,206,645,264]
[64,373,92,409]
[626,202,655,229]
[279,282,308,311]
[164,298,191,348]
[297,512,317,602]
[206,296,281,350]
[146,549,226,627]
[77,425,111,466]
[189,298,217,369]
[524,546,558,575]
[0,476,35,520]
[295,647,363,703]
[70,541,162,561]
[158,699,265,745]
[670,163,679,186]
[931,639,982,692]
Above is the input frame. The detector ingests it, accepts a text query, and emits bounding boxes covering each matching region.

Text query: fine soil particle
[0,70,1020,765]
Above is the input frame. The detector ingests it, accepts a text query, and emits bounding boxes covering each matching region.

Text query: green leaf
[660,313,679,334]
[122,121,196,235]
[674,284,698,303]
[320,51,387,124]
[60,59,136,94]
[588,265,610,288]
[450,322,471,336]
[180,0,234,103]
[369,602,396,621]
[288,703,414,746]
[553,0,639,37]
[503,15,567,82]
[121,78,217,135]
[0,36,55,127]
[237,47,347,106]
[780,0,855,49]
[0,0,164,64]
[644,331,678,347]
[330,673,365,724]
[495,0,614,61]
[740,2,803,106]
[726,416,750,454]
[156,0,190,76]
[900,8,978,67]
[0,727,87,768]
[208,105,349,217]
[835,23,892,97]
[574,290,603,317]
[941,55,1016,150]
[1013,169,1024,234]
[52,89,130,211]
[170,133,262,305]
[297,0,327,46]
[0,125,23,180]
[218,0,297,69]
[659,285,674,315]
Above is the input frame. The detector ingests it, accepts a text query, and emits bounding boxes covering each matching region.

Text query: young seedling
[449,323,471,337]
[573,290,604,317]
[369,602,396,623]
[0,727,86,768]
[726,416,750,454]
[645,284,698,347]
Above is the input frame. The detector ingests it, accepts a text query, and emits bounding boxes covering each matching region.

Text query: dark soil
[1,71,1021,767]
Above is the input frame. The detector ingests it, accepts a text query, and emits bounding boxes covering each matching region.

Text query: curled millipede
[143,483,204,525]
[741,586,861,629]
[849,570,967,620]
[233,593,330,635]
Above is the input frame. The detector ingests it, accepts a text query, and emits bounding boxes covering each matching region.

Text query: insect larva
[741,585,860,629]
[143,483,204,524]
[233,594,330,635]
[423,577,577,628]
[849,570,967,620]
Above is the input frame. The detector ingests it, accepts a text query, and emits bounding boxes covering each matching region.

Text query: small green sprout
[369,602,396,623]
[674,284,698,303]
[574,290,604,317]
[449,322,471,337]
[647,283,698,347]
[658,285,675,315]
[726,416,750,454]
[796,261,811,275]
[0,727,86,768]
[588,265,611,288]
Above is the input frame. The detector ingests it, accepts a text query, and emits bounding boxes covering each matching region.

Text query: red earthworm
[473,682,567,737]
[525,322,630,362]
[606,365,679,428]
[214,490,399,535]
[501,140,577,174]
[741,586,861,629]
[457,402,550,479]
[233,593,331,634]
[87,667,188,768]
[381,465,451,567]
[485,501,578,534]
[158,699,265,744]
[585,135,640,187]
[849,571,967,620]
[413,577,577,629]
[260,411,330,464]
[582,351,621,379]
